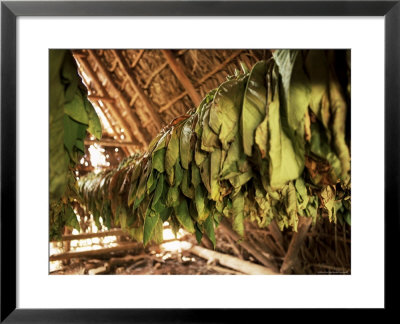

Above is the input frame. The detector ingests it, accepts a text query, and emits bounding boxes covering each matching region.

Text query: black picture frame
[1,0,398,322]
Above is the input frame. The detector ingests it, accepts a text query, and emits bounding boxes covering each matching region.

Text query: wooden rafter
[112,50,163,130]
[129,49,144,68]
[73,52,134,156]
[84,139,137,148]
[87,95,115,104]
[144,61,168,88]
[159,50,243,113]
[161,49,202,107]
[87,50,149,148]
[197,50,243,84]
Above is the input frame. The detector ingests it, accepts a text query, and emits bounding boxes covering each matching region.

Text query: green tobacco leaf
[191,164,201,187]
[286,181,298,231]
[305,50,330,120]
[201,108,219,152]
[147,170,158,194]
[64,91,89,125]
[210,148,222,201]
[133,162,151,209]
[200,155,211,194]
[321,186,336,222]
[65,205,80,231]
[274,50,310,174]
[241,61,267,156]
[267,66,304,189]
[195,223,203,244]
[194,185,209,223]
[181,169,194,199]
[165,128,180,185]
[174,161,184,187]
[295,177,309,210]
[151,173,164,209]
[209,78,246,150]
[61,51,79,103]
[143,211,160,246]
[49,51,68,202]
[220,135,241,179]
[166,186,180,208]
[232,191,245,237]
[204,215,216,248]
[194,141,207,167]
[310,122,342,181]
[329,70,351,180]
[174,198,195,233]
[180,117,194,169]
[84,95,102,140]
[152,148,166,173]
[119,206,128,229]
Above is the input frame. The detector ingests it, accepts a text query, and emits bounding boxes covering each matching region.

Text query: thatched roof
[72,49,272,157]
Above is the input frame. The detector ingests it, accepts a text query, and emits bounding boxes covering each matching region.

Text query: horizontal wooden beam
[53,229,129,242]
[161,49,202,107]
[84,139,137,148]
[49,242,139,261]
[112,50,163,130]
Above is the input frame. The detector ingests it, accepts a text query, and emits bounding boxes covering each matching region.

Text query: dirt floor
[50,218,351,275]
[50,231,243,275]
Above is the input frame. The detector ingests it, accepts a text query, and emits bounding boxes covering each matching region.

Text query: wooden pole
[161,49,202,107]
[188,244,277,275]
[112,50,163,130]
[84,139,137,148]
[53,229,129,242]
[49,242,139,261]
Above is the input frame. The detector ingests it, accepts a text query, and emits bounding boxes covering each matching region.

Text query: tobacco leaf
[241,61,267,156]
[209,78,247,150]
[174,198,195,233]
[143,210,160,246]
[180,116,194,169]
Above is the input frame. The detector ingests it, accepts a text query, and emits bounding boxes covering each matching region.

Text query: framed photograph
[1,0,398,321]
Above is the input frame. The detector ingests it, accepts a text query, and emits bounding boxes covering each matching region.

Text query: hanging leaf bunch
[49,50,102,240]
[75,50,351,246]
